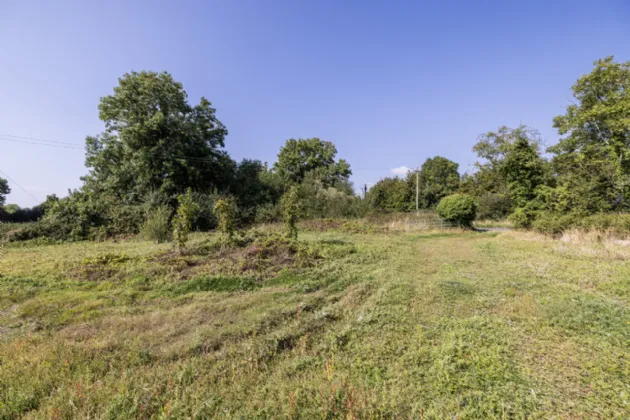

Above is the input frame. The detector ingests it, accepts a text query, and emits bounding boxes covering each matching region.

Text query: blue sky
[1,0,629,206]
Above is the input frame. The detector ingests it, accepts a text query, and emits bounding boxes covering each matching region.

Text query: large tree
[82,71,232,202]
[407,156,460,208]
[460,126,547,212]
[501,136,545,208]
[274,138,351,186]
[368,177,409,212]
[549,56,630,213]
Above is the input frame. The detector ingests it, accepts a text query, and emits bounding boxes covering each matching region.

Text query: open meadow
[1,225,630,419]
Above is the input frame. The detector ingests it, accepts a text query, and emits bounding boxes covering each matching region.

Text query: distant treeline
[2,56,629,240]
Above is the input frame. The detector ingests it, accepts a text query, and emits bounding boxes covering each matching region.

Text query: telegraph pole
[415,171,419,213]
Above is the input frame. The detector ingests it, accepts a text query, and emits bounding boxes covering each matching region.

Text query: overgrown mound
[239,233,323,272]
[156,231,355,282]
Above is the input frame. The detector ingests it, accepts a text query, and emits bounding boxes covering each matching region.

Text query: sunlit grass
[1,228,629,418]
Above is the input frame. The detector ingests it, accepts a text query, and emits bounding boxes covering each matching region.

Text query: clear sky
[1,0,629,206]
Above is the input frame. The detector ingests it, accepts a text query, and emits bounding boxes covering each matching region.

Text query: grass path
[1,231,629,418]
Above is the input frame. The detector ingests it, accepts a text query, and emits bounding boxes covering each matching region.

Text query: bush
[213,196,238,240]
[192,192,219,231]
[141,205,172,243]
[509,207,534,229]
[579,213,630,232]
[531,212,578,235]
[255,202,282,224]
[106,204,145,235]
[476,193,512,220]
[172,189,200,249]
[281,186,302,240]
[436,194,477,227]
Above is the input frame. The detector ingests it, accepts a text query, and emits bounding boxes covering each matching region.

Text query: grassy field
[1,227,630,418]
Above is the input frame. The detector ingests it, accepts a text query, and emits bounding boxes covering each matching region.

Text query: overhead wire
[0,132,402,172]
[0,168,41,204]
[0,132,82,147]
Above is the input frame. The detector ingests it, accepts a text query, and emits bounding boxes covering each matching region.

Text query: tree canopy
[407,156,460,208]
[549,56,630,213]
[274,138,351,186]
[368,177,409,212]
[0,177,9,207]
[82,71,232,202]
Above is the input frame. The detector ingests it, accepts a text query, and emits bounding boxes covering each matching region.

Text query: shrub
[531,212,578,235]
[476,193,512,220]
[192,191,219,231]
[436,194,477,227]
[172,189,200,249]
[579,213,630,233]
[141,205,172,243]
[281,186,302,240]
[509,207,534,229]
[255,202,282,224]
[213,196,238,240]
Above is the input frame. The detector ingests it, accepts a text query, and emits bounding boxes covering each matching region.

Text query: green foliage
[280,186,302,240]
[0,177,9,206]
[368,177,410,212]
[462,126,546,211]
[141,205,172,243]
[475,193,512,220]
[274,138,351,186]
[530,212,630,236]
[189,191,219,231]
[407,156,460,208]
[509,207,534,229]
[254,202,283,224]
[1,203,45,223]
[579,213,630,232]
[298,171,365,219]
[549,57,630,213]
[213,196,238,240]
[172,189,200,249]
[4,204,19,214]
[531,212,578,235]
[501,136,545,208]
[82,71,233,202]
[231,160,283,223]
[436,194,477,227]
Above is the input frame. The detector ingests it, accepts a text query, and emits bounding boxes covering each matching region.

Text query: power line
[0,133,81,146]
[0,133,405,171]
[0,135,223,164]
[0,168,41,204]
[0,136,84,150]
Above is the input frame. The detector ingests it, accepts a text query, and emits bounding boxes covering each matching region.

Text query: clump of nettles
[213,196,238,242]
[281,186,302,240]
[172,188,200,249]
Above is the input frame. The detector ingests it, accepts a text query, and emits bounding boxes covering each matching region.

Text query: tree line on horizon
[1,56,629,240]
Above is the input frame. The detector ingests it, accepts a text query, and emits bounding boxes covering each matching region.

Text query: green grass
[1,229,630,418]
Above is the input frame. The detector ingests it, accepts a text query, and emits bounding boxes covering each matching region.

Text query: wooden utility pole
[415,171,419,213]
